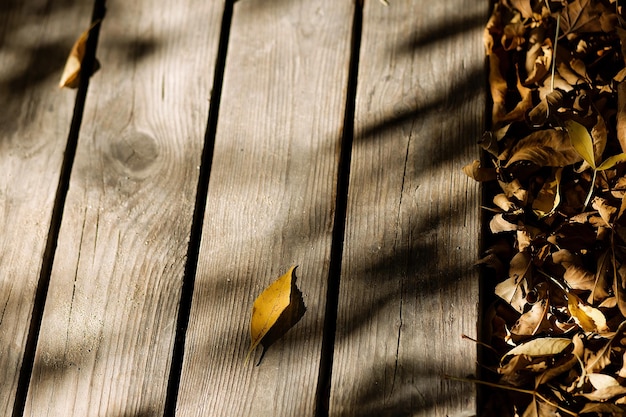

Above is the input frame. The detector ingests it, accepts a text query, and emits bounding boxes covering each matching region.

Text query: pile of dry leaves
[464,0,626,415]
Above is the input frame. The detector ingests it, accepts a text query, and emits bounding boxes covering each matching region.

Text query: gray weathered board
[0,0,93,414]
[0,0,485,416]
[329,0,485,416]
[21,0,223,415]
[175,0,354,415]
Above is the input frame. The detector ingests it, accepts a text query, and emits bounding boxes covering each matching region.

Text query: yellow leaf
[597,152,626,171]
[246,266,305,364]
[568,292,608,333]
[59,20,101,89]
[566,120,596,169]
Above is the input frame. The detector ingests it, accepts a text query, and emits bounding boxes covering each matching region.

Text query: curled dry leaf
[246,266,306,364]
[59,20,101,89]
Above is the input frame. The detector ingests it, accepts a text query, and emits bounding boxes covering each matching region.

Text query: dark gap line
[11,1,107,416]
[162,1,234,416]
[477,0,496,414]
[314,1,362,416]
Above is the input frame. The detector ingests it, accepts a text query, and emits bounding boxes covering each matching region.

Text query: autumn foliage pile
[464,0,626,415]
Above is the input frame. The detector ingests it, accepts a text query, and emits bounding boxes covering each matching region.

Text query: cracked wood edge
[329,0,486,415]
[22,1,223,415]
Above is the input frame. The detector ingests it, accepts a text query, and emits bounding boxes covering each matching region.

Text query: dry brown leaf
[246,266,305,364]
[558,0,613,36]
[592,197,617,227]
[490,213,520,233]
[495,251,532,312]
[589,250,611,304]
[535,353,578,388]
[499,178,529,205]
[502,20,526,51]
[59,20,101,89]
[463,160,497,182]
[525,38,552,86]
[585,322,626,374]
[505,129,582,168]
[510,299,550,339]
[521,398,557,417]
[532,168,562,218]
[504,337,573,360]
[551,249,596,291]
[489,53,509,124]
[494,193,519,212]
[507,0,534,19]
[618,82,626,153]
[579,385,626,402]
[580,402,626,415]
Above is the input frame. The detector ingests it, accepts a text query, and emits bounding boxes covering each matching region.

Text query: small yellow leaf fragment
[59,20,101,89]
[246,266,305,364]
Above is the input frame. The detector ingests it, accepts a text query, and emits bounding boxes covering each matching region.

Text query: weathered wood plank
[22,1,224,416]
[0,0,93,414]
[175,1,354,416]
[330,1,486,416]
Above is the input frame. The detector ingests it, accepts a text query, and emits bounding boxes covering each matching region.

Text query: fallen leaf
[567,120,596,169]
[567,292,608,333]
[59,20,101,89]
[521,396,557,417]
[551,249,596,291]
[510,299,551,340]
[558,0,611,36]
[507,0,534,19]
[504,337,572,360]
[588,373,620,390]
[463,160,497,182]
[585,322,626,374]
[532,168,562,219]
[495,251,532,313]
[591,197,617,227]
[580,402,626,414]
[490,213,519,233]
[505,129,582,168]
[246,266,306,364]
[579,385,626,402]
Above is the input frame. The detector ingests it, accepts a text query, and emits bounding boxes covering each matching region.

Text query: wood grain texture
[0,0,92,414]
[329,1,486,416]
[22,1,223,416]
[175,1,354,416]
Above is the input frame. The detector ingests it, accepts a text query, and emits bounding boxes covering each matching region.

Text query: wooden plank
[22,1,224,416]
[0,0,93,414]
[175,1,354,416]
[330,1,486,416]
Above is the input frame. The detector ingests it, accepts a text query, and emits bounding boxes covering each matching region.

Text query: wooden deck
[0,0,485,416]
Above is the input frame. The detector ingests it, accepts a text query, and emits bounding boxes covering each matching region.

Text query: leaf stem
[551,14,560,92]
[583,169,597,210]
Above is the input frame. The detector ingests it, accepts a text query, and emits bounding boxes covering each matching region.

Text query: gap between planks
[162,1,234,415]
[314,2,363,416]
